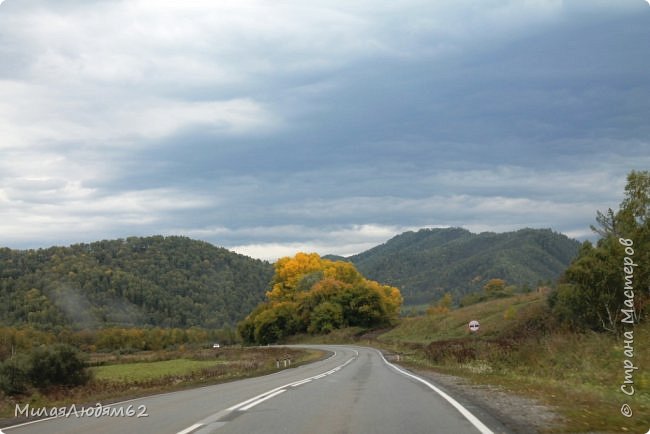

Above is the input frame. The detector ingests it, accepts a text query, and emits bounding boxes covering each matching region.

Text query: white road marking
[239,389,286,411]
[1,415,59,430]
[290,379,312,387]
[4,394,161,431]
[176,350,357,434]
[3,348,349,434]
[176,423,203,434]
[378,350,494,434]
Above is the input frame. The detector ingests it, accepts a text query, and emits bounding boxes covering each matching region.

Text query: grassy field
[375,293,650,433]
[92,358,226,382]
[0,346,325,422]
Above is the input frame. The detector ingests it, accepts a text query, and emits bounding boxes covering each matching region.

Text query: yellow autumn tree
[240,252,403,343]
[266,252,326,301]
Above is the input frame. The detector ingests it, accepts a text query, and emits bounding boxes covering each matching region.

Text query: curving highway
[3,346,510,434]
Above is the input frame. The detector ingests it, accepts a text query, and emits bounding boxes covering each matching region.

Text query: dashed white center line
[290,379,312,387]
[239,389,287,411]
[176,423,203,434]
[175,350,358,434]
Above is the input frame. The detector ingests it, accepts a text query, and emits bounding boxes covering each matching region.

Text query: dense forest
[0,236,273,330]
[0,229,580,331]
[338,228,580,305]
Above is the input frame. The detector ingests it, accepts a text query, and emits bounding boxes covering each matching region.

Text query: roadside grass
[0,347,325,423]
[375,294,650,433]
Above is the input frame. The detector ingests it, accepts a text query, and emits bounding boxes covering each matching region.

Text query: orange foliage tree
[238,253,402,344]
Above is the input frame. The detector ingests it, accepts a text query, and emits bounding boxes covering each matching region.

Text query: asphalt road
[3,346,508,434]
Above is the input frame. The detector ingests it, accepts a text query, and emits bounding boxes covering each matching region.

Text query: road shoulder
[402,366,564,434]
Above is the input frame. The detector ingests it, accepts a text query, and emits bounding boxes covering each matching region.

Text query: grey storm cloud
[0,0,649,260]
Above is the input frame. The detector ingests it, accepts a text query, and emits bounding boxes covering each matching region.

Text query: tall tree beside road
[551,171,649,332]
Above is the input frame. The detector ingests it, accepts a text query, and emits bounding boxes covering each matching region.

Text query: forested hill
[343,228,580,305]
[0,236,273,330]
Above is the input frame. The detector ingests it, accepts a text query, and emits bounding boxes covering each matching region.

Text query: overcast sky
[1,0,649,261]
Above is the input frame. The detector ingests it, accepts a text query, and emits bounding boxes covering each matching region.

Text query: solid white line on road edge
[1,415,59,430]
[378,351,494,434]
[239,389,286,411]
[4,394,159,431]
[4,348,330,433]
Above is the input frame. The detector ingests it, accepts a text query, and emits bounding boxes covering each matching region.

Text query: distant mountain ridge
[335,227,580,305]
[0,236,273,329]
[0,229,580,330]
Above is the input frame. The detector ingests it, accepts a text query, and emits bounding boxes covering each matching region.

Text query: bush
[28,344,91,388]
[308,302,344,334]
[253,309,283,345]
[0,355,30,395]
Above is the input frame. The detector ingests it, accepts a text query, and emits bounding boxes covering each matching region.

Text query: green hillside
[0,236,273,329]
[345,227,580,305]
[378,292,547,344]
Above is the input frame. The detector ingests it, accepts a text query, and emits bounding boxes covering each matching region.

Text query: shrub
[28,344,91,388]
[308,302,344,334]
[0,354,30,395]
